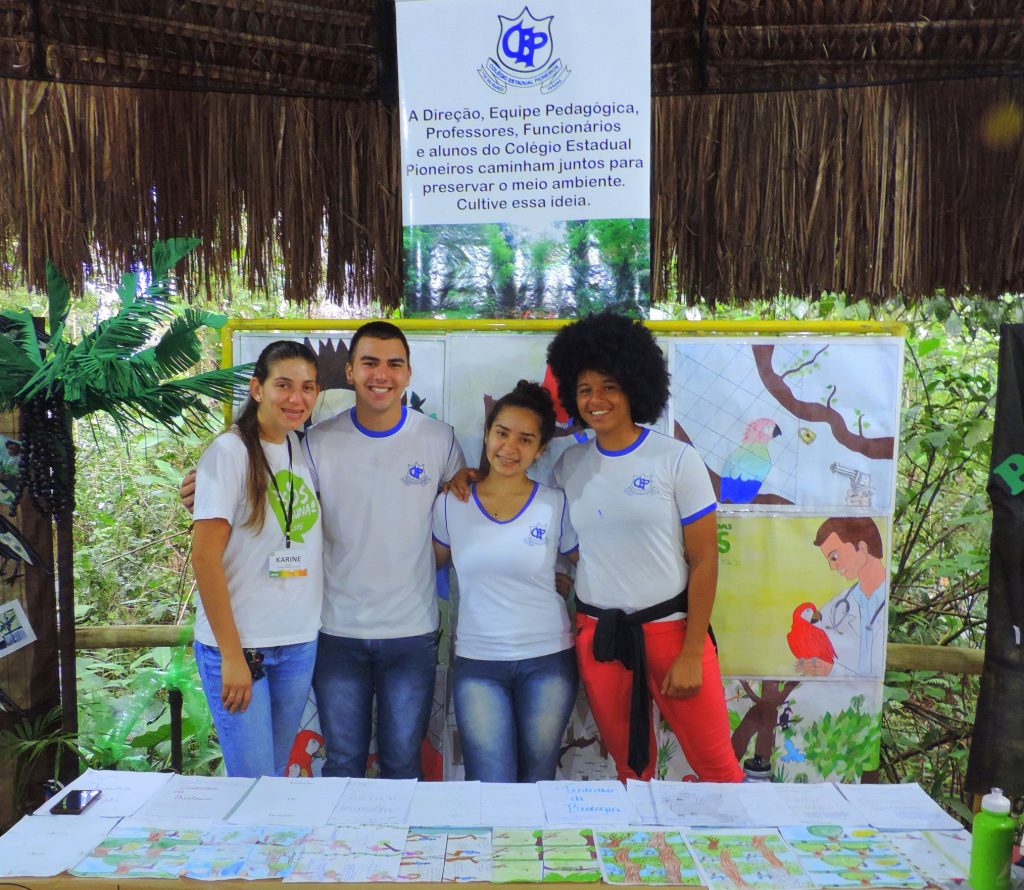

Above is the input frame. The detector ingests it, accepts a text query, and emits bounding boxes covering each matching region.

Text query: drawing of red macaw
[787,601,837,670]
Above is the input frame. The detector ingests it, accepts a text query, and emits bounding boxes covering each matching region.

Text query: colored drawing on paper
[595,829,703,885]
[780,825,927,888]
[443,829,493,882]
[182,843,250,880]
[685,829,813,890]
[71,825,203,879]
[720,679,881,784]
[715,516,889,679]
[671,338,900,511]
[492,857,545,882]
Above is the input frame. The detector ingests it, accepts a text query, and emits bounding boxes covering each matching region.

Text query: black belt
[575,591,689,778]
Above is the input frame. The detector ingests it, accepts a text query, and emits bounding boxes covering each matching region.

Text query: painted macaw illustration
[719,418,782,503]
[787,602,837,664]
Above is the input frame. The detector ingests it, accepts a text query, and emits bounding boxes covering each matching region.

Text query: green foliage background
[0,274,1018,823]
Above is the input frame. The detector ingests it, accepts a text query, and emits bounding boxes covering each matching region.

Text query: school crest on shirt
[625,472,655,496]
[524,523,548,546]
[403,462,431,486]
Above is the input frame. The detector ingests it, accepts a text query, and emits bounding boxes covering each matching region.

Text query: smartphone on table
[50,789,102,814]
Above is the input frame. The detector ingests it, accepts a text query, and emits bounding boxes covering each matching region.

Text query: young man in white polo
[303,321,465,778]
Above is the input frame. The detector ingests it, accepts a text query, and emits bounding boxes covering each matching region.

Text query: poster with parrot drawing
[715,515,889,679]
[669,338,902,512]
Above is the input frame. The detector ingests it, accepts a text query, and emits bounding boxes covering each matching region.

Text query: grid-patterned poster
[396,0,651,316]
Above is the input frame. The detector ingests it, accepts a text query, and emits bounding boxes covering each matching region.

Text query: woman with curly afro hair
[547,311,742,783]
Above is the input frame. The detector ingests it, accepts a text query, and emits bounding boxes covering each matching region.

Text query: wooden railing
[74,626,986,675]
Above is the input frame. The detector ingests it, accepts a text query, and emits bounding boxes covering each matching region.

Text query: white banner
[396,0,651,227]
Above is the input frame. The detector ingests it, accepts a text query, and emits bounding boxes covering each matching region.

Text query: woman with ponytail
[191,340,322,777]
[432,381,577,783]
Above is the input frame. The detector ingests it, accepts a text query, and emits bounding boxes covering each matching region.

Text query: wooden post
[0,408,61,830]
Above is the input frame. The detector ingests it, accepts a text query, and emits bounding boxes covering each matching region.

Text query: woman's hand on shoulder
[442,467,480,502]
[220,650,253,713]
[661,651,703,699]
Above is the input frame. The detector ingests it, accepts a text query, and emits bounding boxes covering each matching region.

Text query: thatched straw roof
[0,2,1022,305]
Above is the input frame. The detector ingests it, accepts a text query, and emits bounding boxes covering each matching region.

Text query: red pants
[575,613,743,783]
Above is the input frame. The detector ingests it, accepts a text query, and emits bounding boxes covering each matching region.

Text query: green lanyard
[268,437,295,548]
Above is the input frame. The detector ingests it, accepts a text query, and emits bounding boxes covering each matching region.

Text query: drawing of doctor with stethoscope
[813,517,888,677]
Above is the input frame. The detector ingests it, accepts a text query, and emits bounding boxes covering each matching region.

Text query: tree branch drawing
[732,680,801,761]
[752,345,894,460]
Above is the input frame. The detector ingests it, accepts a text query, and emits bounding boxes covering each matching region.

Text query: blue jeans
[454,648,577,783]
[194,639,317,778]
[312,631,437,779]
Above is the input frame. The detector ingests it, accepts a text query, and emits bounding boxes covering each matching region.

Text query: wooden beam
[76,625,192,649]
[886,642,984,675]
[74,627,987,675]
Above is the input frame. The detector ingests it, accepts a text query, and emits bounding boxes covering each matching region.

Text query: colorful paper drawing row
[66,822,970,886]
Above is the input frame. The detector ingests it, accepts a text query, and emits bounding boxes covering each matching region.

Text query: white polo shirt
[304,406,465,639]
[553,428,716,613]
[433,483,576,661]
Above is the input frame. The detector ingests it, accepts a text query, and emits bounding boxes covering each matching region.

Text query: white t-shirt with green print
[193,429,323,648]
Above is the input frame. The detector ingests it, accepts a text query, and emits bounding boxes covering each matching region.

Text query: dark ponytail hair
[235,340,319,532]
[484,379,557,449]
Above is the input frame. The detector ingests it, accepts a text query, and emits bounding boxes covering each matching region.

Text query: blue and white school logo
[525,523,548,546]
[403,463,430,486]
[479,7,570,94]
[625,473,654,496]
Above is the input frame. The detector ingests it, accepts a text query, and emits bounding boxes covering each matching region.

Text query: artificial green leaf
[45,260,71,342]
[0,309,43,368]
[151,237,201,283]
[116,271,140,306]
[141,309,226,377]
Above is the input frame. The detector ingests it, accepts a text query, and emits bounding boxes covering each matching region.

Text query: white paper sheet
[118,815,217,833]
[133,774,255,822]
[34,767,172,819]
[739,781,863,826]
[650,780,753,827]
[887,830,972,885]
[626,778,659,824]
[835,782,962,830]
[539,780,639,825]
[329,778,417,827]
[0,814,120,876]
[479,783,545,827]
[407,780,482,827]
[226,775,348,826]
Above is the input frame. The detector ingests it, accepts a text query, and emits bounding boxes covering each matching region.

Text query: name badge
[269,549,310,578]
